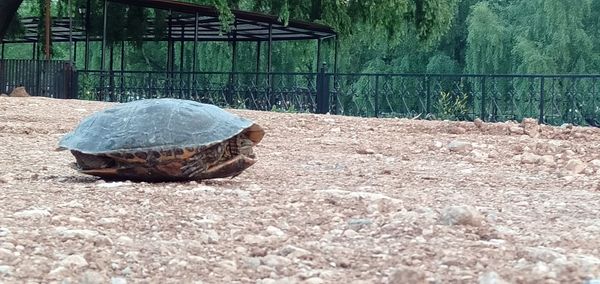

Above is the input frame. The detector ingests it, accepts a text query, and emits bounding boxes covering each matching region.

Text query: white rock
[243,234,267,245]
[60,254,89,268]
[478,271,509,284]
[0,227,11,237]
[116,236,134,246]
[388,266,426,283]
[57,229,99,240]
[525,246,566,262]
[266,226,286,237]
[217,260,237,272]
[0,265,12,275]
[279,245,311,259]
[565,159,586,174]
[48,266,68,279]
[521,152,541,164]
[304,278,325,284]
[0,248,15,260]
[441,205,483,226]
[261,254,292,268]
[68,216,86,224]
[98,217,121,225]
[14,209,51,218]
[97,182,130,188]
[448,140,473,153]
[111,277,128,284]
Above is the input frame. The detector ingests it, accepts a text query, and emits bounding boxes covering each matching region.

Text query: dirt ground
[0,96,599,284]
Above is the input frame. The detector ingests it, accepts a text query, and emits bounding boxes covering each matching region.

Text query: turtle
[57,98,265,182]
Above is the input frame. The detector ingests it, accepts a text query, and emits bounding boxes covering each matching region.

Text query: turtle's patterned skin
[58,99,265,182]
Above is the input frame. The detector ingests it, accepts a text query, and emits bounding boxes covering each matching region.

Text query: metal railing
[0,59,77,98]
[76,68,600,126]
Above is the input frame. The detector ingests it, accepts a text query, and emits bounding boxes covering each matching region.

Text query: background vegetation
[4,0,599,75]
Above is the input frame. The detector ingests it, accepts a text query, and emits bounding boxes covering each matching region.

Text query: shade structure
[2,0,336,44]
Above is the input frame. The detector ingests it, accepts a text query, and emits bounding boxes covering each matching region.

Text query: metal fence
[76,69,600,126]
[0,59,77,98]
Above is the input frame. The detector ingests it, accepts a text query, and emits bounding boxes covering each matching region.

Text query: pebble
[279,245,311,259]
[520,152,540,164]
[266,226,286,237]
[357,148,376,155]
[565,159,586,174]
[262,254,292,268]
[304,277,325,284]
[243,234,268,245]
[0,227,10,237]
[80,270,109,284]
[57,228,99,240]
[441,205,483,226]
[447,140,473,153]
[111,277,128,284]
[116,236,134,246]
[0,265,12,275]
[478,271,509,284]
[388,266,426,283]
[60,254,89,268]
[14,209,51,218]
[98,217,121,225]
[0,248,15,260]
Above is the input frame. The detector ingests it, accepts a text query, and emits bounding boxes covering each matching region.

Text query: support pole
[333,36,338,74]
[101,0,108,71]
[316,39,321,72]
[84,0,90,70]
[68,0,73,62]
[44,0,51,60]
[267,24,272,74]
[255,41,260,82]
[1,43,4,59]
[179,28,184,72]
[192,12,198,73]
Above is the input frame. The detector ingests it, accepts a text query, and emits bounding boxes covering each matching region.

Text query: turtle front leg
[181,143,225,178]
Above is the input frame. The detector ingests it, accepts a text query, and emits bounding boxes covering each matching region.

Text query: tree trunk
[0,0,24,40]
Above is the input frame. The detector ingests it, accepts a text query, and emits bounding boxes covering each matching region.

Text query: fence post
[0,60,4,93]
[539,77,545,124]
[374,75,380,117]
[481,76,486,120]
[425,76,431,115]
[316,63,329,114]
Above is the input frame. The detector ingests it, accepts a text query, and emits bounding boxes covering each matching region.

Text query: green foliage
[437,91,468,120]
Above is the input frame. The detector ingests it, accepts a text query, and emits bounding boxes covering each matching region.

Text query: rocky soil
[1,96,599,284]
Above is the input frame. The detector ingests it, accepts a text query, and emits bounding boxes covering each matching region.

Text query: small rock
[116,236,134,246]
[98,217,121,225]
[347,218,373,231]
[590,160,600,168]
[565,159,586,174]
[0,248,15,261]
[474,118,485,129]
[9,86,30,97]
[525,246,566,263]
[0,265,12,275]
[279,245,311,259]
[508,126,525,135]
[521,152,541,164]
[14,209,51,218]
[111,277,128,284]
[0,227,10,237]
[48,266,68,279]
[80,270,109,284]
[540,155,555,166]
[266,226,286,237]
[304,278,325,284]
[243,234,267,245]
[447,140,473,153]
[61,254,89,268]
[343,229,359,238]
[388,266,426,284]
[201,230,220,244]
[441,205,483,226]
[68,216,86,224]
[217,260,237,272]
[478,271,509,284]
[57,229,99,240]
[262,254,292,268]
[357,148,376,155]
[448,126,467,134]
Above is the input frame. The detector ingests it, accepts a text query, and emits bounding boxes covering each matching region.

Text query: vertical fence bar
[425,76,431,114]
[481,76,486,120]
[316,63,329,114]
[539,77,545,124]
[374,75,380,117]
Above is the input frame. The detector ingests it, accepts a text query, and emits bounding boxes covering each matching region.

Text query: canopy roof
[2,0,336,44]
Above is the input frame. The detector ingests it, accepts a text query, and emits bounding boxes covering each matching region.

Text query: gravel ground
[0,96,599,284]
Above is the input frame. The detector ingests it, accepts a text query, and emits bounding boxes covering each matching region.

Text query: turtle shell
[58,98,264,154]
